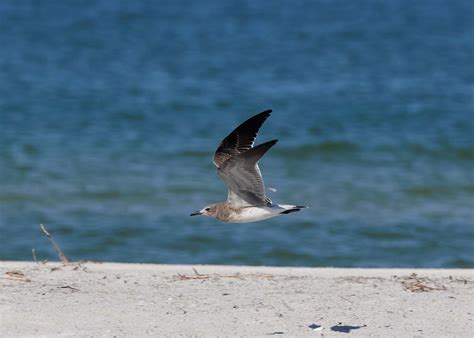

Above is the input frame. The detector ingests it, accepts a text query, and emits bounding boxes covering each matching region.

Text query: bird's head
[190,204,218,218]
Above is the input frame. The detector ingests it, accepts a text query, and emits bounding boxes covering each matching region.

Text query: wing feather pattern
[218,139,277,207]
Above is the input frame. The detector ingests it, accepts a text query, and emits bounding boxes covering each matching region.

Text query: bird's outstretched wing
[213,109,272,168]
[218,138,277,207]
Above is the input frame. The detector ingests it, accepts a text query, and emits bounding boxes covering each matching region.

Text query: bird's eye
[205,208,210,211]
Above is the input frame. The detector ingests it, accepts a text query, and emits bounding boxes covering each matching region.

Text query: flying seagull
[190,109,307,223]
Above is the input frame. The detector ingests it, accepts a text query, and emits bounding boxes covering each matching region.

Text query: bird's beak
[190,211,202,216]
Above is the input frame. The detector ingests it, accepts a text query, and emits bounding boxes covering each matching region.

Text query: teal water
[1,1,473,267]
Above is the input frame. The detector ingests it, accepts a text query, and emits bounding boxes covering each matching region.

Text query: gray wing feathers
[218,140,278,207]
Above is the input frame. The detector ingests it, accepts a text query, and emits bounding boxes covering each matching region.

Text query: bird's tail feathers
[278,204,308,215]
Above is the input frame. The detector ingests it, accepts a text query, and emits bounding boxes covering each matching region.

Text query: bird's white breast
[228,206,280,223]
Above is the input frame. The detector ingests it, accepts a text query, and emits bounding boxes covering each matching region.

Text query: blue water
[1,1,473,267]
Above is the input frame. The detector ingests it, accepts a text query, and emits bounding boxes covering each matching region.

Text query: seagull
[190,109,307,223]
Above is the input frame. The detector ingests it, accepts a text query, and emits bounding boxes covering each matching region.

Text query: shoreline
[2,261,473,336]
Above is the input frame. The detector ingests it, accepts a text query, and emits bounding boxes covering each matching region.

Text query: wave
[275,141,358,159]
[404,185,474,198]
[380,144,474,161]
[177,150,210,158]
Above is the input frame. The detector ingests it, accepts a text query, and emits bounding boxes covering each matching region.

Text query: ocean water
[0,1,473,268]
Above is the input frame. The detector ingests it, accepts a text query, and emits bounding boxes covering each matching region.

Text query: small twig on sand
[32,248,39,266]
[5,271,31,282]
[193,268,205,276]
[176,273,210,280]
[175,268,210,280]
[39,224,69,265]
[400,273,446,292]
[174,268,244,281]
[59,285,79,292]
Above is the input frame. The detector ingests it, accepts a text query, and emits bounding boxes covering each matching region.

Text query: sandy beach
[1,261,473,336]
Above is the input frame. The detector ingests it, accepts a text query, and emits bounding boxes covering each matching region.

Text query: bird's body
[191,109,307,223]
[203,203,305,223]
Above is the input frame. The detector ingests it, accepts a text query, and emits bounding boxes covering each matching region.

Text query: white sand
[1,261,473,336]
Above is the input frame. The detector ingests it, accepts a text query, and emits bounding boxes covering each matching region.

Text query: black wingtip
[250,109,272,121]
[253,109,272,121]
[253,139,278,153]
[280,209,301,215]
[265,139,278,148]
[213,109,275,167]
[234,109,272,133]
[280,205,308,215]
[238,139,278,163]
